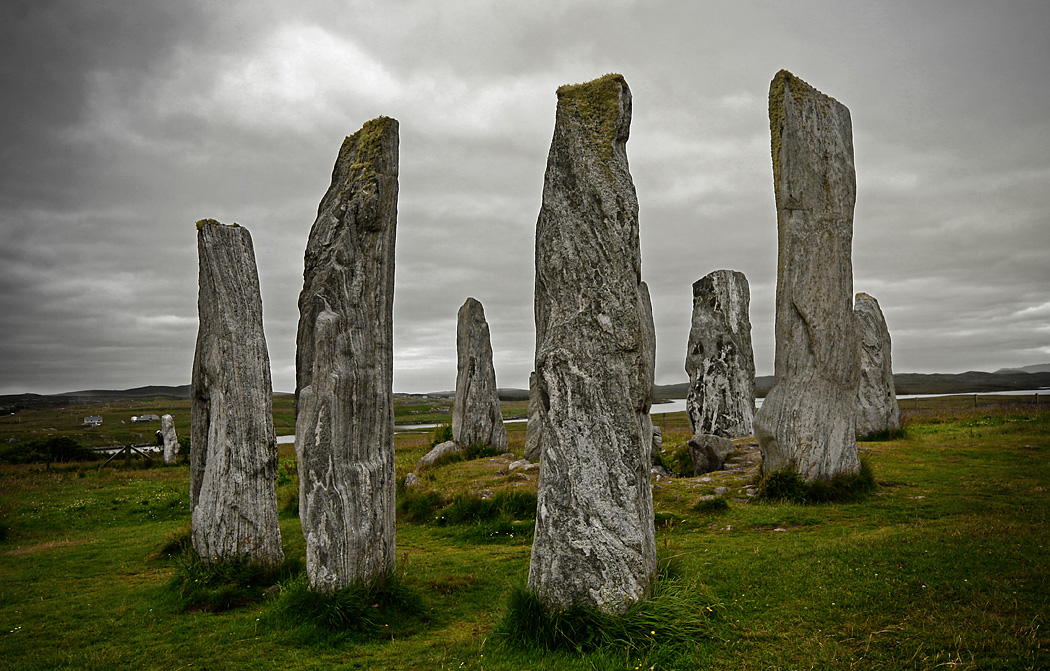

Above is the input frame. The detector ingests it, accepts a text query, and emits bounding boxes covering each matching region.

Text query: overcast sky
[1,0,1048,395]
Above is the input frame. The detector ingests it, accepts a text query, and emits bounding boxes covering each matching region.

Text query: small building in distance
[130,414,160,423]
[83,416,102,427]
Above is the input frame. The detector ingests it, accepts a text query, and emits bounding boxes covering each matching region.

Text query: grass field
[1,399,1047,669]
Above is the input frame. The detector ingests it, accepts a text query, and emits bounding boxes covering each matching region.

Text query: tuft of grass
[666,442,694,477]
[494,554,720,660]
[757,458,877,503]
[151,524,191,559]
[693,496,730,514]
[162,552,304,613]
[267,573,427,647]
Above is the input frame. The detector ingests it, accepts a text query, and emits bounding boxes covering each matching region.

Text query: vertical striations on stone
[161,414,180,465]
[295,117,399,592]
[191,219,283,566]
[452,297,508,451]
[523,371,543,462]
[855,292,900,437]
[684,270,756,438]
[528,74,657,613]
[754,70,861,481]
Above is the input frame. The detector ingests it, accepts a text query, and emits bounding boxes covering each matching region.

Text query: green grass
[0,400,1047,669]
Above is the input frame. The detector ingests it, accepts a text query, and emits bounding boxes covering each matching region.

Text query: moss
[335,116,395,202]
[556,73,627,161]
[195,219,238,230]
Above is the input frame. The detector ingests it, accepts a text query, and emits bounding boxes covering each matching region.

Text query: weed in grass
[162,551,304,613]
[266,572,427,647]
[151,524,192,559]
[757,458,877,503]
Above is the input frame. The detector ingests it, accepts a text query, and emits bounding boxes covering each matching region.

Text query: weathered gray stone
[650,425,663,465]
[688,433,735,475]
[528,74,657,613]
[685,270,756,438]
[403,472,420,489]
[452,298,508,451]
[754,70,861,481]
[161,414,180,465]
[295,117,399,592]
[855,292,900,437]
[415,440,460,471]
[523,371,543,462]
[190,219,283,566]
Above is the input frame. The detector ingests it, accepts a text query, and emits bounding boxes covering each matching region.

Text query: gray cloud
[1,1,1047,395]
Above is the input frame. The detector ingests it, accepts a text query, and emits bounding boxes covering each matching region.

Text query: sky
[1,0,1048,395]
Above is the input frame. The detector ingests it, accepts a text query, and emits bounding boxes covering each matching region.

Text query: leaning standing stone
[452,297,508,451]
[295,117,398,592]
[754,70,861,481]
[855,293,900,437]
[528,74,657,613]
[523,371,543,462]
[190,219,283,566]
[685,270,756,438]
[161,414,180,464]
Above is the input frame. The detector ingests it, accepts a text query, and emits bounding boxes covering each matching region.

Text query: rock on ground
[191,219,283,566]
[855,292,900,437]
[294,117,399,592]
[161,414,180,465]
[754,70,861,481]
[688,434,735,475]
[415,440,460,471]
[528,74,657,613]
[685,269,756,438]
[452,297,508,451]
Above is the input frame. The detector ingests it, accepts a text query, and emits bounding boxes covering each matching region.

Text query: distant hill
[58,384,191,399]
[994,363,1050,375]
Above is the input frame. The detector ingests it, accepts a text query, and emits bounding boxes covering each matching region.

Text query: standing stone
[452,297,508,451]
[529,74,657,613]
[754,70,861,481]
[161,414,180,464]
[855,293,900,437]
[523,371,543,462]
[191,219,283,566]
[295,117,398,592]
[685,270,756,438]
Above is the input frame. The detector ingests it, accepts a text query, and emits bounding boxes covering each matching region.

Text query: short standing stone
[161,414,180,465]
[528,74,657,613]
[650,425,663,465]
[191,219,283,566]
[754,70,861,481]
[523,371,543,462]
[452,298,508,451]
[295,117,399,592]
[685,270,756,438]
[855,293,900,437]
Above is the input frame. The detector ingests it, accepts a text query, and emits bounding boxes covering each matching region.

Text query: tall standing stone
[855,292,900,437]
[295,117,398,593]
[529,74,656,612]
[684,270,755,438]
[161,414,180,465]
[523,371,543,462]
[452,297,508,451]
[191,219,283,566]
[754,70,861,481]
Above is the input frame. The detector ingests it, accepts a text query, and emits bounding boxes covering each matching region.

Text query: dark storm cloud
[1,0,1047,395]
